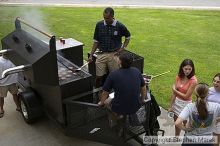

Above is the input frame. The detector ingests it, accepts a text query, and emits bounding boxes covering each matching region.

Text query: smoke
[17,8,52,42]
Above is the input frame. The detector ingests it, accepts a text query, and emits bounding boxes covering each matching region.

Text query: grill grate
[57,55,90,84]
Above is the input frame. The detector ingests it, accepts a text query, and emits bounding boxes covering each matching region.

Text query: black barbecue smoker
[0,18,164,146]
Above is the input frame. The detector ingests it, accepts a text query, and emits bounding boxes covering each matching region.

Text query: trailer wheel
[18,90,43,124]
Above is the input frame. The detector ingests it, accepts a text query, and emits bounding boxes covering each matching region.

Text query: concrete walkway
[0,94,108,146]
[0,93,182,146]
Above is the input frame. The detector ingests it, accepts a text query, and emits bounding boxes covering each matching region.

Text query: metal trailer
[0,18,163,146]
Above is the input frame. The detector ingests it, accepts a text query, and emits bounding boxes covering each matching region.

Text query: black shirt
[102,67,145,115]
[93,20,131,52]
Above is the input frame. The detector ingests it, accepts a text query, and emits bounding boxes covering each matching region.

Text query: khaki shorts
[0,83,18,97]
[95,52,120,76]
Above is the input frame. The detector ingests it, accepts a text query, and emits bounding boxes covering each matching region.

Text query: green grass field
[0,6,219,108]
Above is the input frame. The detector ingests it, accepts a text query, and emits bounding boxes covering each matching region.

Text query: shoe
[0,111,4,118]
[16,108,21,112]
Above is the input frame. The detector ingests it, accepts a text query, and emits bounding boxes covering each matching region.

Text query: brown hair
[213,73,220,81]
[119,52,133,69]
[195,83,209,120]
[178,59,195,79]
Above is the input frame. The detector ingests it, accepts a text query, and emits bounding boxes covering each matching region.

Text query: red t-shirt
[175,75,197,101]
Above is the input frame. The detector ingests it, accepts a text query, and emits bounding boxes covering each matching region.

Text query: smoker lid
[1,19,59,86]
[1,29,50,65]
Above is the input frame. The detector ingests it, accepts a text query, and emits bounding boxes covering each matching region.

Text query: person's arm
[175,105,193,132]
[216,117,220,123]
[140,85,147,103]
[168,77,178,111]
[175,117,193,132]
[99,90,109,106]
[88,42,98,62]
[118,38,130,52]
[98,73,113,106]
[173,81,197,100]
[168,89,176,112]
[89,23,99,62]
[118,23,131,52]
[215,104,220,123]
[139,73,147,103]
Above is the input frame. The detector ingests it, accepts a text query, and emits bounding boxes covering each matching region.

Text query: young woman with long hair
[169,59,197,136]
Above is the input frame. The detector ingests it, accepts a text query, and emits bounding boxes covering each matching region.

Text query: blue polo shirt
[102,67,145,115]
[93,20,131,52]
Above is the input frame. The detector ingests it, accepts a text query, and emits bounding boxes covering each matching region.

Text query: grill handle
[0,50,8,56]
[16,17,53,38]
[2,64,32,78]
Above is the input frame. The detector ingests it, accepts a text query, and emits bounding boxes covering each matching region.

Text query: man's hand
[184,123,193,132]
[172,84,177,93]
[98,101,104,106]
[168,107,173,112]
[98,100,109,108]
[115,46,125,56]
[88,54,93,63]
[117,47,124,53]
[99,90,109,107]
[89,42,98,63]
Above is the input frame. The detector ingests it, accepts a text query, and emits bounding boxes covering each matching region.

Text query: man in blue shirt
[88,7,131,88]
[99,52,146,115]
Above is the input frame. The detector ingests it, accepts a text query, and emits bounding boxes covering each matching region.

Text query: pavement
[0,0,220,9]
[0,93,182,146]
[0,94,108,146]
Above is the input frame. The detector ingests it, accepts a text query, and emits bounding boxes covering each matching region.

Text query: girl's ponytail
[195,83,209,120]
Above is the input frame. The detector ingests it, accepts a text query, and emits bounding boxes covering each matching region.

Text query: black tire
[18,90,43,124]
